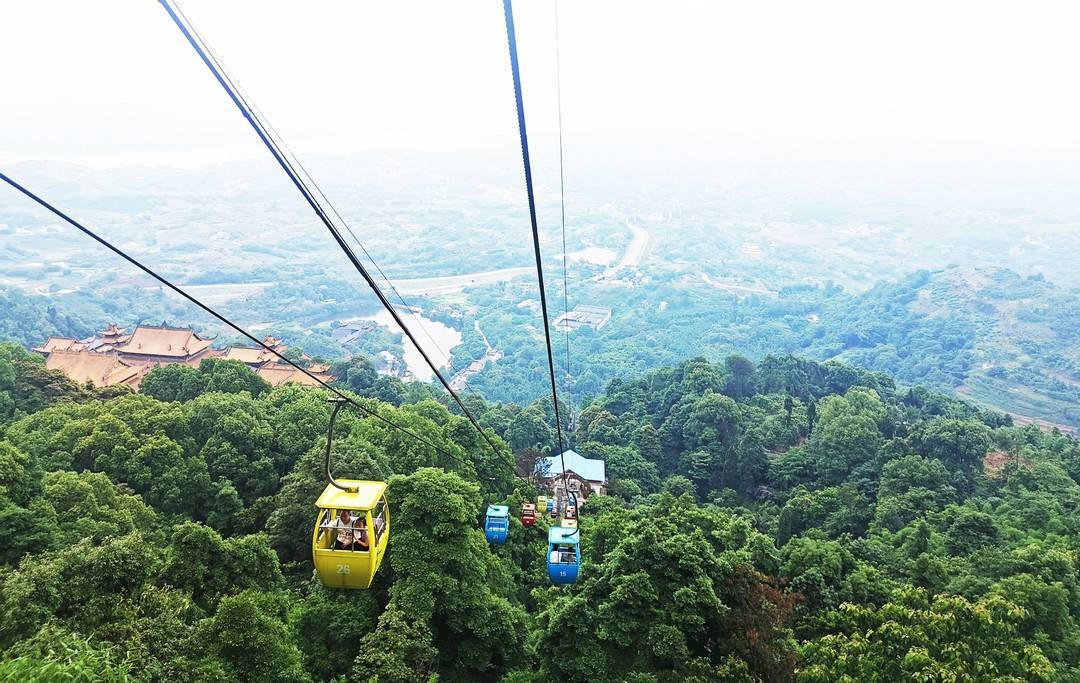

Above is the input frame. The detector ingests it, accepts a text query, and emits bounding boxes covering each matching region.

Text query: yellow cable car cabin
[312,480,389,589]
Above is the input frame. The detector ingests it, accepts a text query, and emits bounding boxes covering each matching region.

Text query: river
[362,308,462,382]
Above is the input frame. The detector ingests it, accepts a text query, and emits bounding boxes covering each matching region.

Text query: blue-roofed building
[536,449,607,498]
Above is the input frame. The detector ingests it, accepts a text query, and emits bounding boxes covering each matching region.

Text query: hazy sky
[2,0,1079,169]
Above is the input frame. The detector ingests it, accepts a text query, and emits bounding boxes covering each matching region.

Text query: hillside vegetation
[3,260,1078,431]
[808,268,1080,428]
[459,266,1080,430]
[1,342,1077,681]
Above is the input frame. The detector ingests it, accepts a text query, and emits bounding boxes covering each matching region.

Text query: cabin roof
[315,480,386,510]
[486,505,509,518]
[548,525,580,545]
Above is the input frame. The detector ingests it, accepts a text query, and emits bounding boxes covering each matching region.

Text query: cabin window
[317,509,332,546]
[371,498,387,543]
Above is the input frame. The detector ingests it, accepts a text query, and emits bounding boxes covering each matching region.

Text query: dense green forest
[1,339,1077,681]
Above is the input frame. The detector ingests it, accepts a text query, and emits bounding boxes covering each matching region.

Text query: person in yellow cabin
[329,509,367,551]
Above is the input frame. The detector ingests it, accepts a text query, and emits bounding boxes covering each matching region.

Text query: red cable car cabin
[521,503,537,527]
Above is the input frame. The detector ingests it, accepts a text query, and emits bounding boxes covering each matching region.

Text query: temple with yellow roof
[34,324,333,391]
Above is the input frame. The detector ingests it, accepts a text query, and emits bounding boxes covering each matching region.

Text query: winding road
[392,267,532,296]
[597,220,652,281]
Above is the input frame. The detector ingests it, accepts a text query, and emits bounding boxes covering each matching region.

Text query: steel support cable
[167,1,453,372]
[0,171,486,471]
[158,0,505,463]
[553,0,573,431]
[165,0,476,447]
[502,0,571,499]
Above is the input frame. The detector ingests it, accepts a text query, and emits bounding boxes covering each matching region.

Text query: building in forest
[536,449,607,500]
[554,305,612,332]
[34,324,332,390]
[222,336,334,387]
[253,363,334,387]
[35,323,215,390]
[112,325,215,363]
[44,350,145,389]
[33,337,86,354]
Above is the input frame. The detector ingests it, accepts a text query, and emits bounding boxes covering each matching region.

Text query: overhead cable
[502,0,571,495]
[553,0,574,426]
[158,0,504,461]
[0,170,488,472]
[168,0,452,366]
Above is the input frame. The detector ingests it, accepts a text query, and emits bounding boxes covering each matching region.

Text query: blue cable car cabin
[484,504,509,544]
[547,525,580,585]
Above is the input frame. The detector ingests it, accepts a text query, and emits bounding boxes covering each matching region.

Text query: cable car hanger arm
[325,398,356,492]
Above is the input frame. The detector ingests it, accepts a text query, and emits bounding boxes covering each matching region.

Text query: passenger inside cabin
[548,545,575,564]
[329,509,369,551]
[354,519,369,551]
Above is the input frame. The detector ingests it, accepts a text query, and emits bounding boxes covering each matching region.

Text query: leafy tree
[988,574,1078,666]
[194,590,307,682]
[0,625,132,682]
[291,583,380,681]
[142,358,270,403]
[193,358,273,398]
[331,355,378,394]
[913,418,991,473]
[682,392,743,452]
[40,470,157,546]
[514,447,543,479]
[354,468,526,681]
[507,405,555,453]
[780,533,855,611]
[534,497,794,681]
[799,588,1055,682]
[872,455,954,532]
[140,363,203,403]
[0,496,51,565]
[943,507,999,556]
[0,441,38,506]
[662,474,696,498]
[723,355,756,399]
[162,522,284,610]
[777,484,870,544]
[807,413,883,486]
[0,533,161,649]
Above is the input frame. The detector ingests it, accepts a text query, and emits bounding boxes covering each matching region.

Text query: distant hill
[4,262,1078,431]
[0,285,205,349]
[807,267,1080,430]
